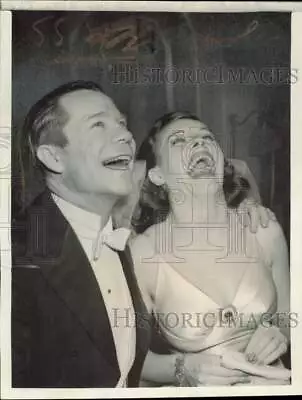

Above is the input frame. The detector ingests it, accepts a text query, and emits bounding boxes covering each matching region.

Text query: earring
[148,168,165,186]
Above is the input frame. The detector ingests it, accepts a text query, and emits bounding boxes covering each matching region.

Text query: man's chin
[112,180,133,197]
[102,169,134,194]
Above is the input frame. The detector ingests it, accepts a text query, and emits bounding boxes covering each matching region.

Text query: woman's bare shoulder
[129,224,164,300]
[130,226,154,253]
[129,222,167,271]
[130,222,165,253]
[253,213,288,261]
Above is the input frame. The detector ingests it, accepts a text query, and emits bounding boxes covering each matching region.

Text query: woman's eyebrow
[204,133,215,139]
[199,128,214,137]
[168,130,185,137]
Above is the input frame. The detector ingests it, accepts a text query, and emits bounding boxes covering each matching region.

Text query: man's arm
[11,266,37,387]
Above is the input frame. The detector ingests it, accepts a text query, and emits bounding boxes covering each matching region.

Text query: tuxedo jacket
[11,189,152,388]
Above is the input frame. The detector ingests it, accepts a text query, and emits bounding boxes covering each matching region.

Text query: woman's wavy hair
[132,111,250,234]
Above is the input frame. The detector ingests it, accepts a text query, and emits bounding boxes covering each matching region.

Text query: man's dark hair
[23,80,104,160]
[16,81,104,209]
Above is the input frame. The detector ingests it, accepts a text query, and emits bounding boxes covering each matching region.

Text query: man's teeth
[103,155,132,166]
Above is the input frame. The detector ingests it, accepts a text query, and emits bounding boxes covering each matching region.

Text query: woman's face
[152,118,224,187]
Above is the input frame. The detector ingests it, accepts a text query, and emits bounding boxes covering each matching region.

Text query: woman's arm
[255,219,290,336]
[141,351,179,385]
[129,229,159,313]
[141,350,251,386]
[269,221,290,339]
[244,219,290,365]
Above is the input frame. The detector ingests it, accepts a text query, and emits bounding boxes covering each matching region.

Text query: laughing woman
[130,112,290,386]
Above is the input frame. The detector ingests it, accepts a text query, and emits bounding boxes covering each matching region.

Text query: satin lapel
[117,246,153,387]
[117,247,142,312]
[117,246,151,342]
[36,190,120,378]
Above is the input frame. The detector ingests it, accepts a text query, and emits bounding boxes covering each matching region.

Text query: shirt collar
[52,193,131,256]
[52,193,104,232]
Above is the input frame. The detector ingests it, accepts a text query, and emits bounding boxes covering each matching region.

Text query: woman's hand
[244,325,289,366]
[248,376,290,386]
[221,350,290,386]
[237,198,276,234]
[183,352,250,386]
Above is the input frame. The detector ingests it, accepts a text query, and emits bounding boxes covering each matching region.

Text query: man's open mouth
[186,151,215,177]
[102,155,133,170]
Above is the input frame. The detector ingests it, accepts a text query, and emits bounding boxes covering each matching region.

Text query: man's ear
[36,144,64,174]
[148,166,165,186]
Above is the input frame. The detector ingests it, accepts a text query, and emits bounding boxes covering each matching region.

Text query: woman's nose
[191,137,204,148]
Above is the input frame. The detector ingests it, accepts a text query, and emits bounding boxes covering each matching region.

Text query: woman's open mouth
[186,151,215,177]
[102,154,133,170]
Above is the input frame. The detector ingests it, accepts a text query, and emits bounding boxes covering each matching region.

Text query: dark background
[12,11,291,244]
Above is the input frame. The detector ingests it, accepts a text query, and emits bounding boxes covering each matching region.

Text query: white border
[289,10,302,391]
[1,1,302,13]
[1,2,302,398]
[0,8,13,399]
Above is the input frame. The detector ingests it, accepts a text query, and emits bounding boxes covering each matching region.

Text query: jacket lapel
[32,190,120,379]
[112,219,152,345]
[118,246,152,385]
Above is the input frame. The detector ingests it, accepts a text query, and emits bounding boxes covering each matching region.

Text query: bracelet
[174,353,187,387]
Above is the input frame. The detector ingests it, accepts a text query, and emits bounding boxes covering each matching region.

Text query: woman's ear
[148,166,165,186]
[36,144,64,174]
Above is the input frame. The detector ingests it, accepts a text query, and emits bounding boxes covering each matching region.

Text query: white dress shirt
[52,194,136,387]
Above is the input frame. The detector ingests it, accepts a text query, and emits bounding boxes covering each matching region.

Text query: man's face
[58,89,136,197]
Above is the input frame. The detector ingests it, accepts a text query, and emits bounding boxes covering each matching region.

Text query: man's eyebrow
[85,111,127,123]
[85,111,107,120]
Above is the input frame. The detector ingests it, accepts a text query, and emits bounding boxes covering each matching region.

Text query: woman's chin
[183,163,216,178]
[186,170,216,180]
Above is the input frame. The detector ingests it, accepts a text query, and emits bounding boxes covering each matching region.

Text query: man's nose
[114,128,135,146]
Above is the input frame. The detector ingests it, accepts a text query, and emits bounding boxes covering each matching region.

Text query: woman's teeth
[188,155,213,171]
[185,151,215,177]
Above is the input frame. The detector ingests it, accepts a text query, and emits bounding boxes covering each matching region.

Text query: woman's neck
[169,178,228,226]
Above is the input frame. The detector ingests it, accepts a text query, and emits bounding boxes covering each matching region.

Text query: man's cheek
[131,138,136,153]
